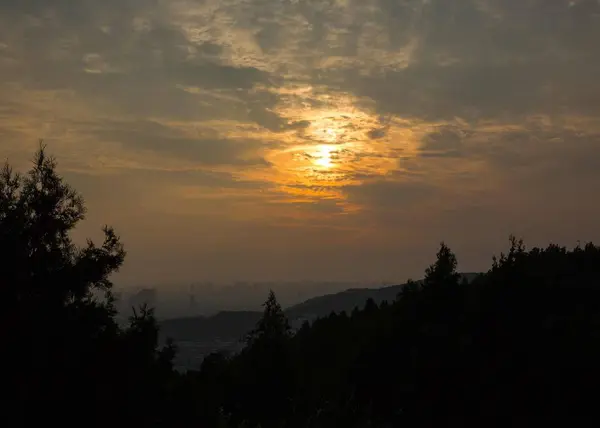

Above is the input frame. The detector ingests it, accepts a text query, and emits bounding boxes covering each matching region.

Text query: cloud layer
[1,0,599,284]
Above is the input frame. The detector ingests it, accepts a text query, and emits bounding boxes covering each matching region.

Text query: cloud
[343,177,438,211]
[1,0,600,284]
[316,0,600,121]
[419,126,466,158]
[474,126,600,185]
[89,119,273,166]
[172,61,274,90]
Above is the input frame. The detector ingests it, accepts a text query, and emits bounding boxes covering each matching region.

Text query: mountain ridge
[160,272,481,343]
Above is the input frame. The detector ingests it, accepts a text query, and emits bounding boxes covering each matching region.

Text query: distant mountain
[160,311,261,370]
[159,273,482,350]
[160,310,261,343]
[285,286,399,321]
[285,272,481,321]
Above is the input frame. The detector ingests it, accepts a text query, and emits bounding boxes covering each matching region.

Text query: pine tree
[0,145,176,425]
[241,291,294,427]
[423,242,461,291]
[246,289,290,345]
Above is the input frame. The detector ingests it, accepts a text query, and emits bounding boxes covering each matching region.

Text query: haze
[1,0,599,289]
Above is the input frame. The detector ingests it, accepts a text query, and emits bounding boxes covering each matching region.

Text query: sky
[1,0,599,287]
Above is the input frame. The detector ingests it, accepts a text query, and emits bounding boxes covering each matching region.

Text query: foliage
[0,145,175,426]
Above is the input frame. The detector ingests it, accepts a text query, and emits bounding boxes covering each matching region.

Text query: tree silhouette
[0,145,174,426]
[246,289,291,345]
[423,242,461,291]
[179,240,600,427]
[233,290,294,427]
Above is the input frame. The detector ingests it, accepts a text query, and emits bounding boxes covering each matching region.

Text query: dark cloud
[477,128,600,181]
[247,107,313,133]
[419,127,467,158]
[333,56,600,121]
[312,0,600,121]
[367,128,387,140]
[67,168,271,195]
[172,61,274,90]
[0,0,275,117]
[343,178,437,210]
[91,120,272,167]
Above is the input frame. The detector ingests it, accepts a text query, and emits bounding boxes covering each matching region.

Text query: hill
[159,272,482,369]
[159,311,261,370]
[285,272,480,321]
[159,310,261,343]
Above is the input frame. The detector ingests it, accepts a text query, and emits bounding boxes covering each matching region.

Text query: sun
[313,144,335,169]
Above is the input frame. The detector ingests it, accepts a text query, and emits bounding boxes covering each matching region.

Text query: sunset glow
[0,0,599,283]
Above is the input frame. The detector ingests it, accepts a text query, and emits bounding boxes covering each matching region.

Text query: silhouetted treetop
[246,289,290,345]
[423,242,460,290]
[0,143,125,314]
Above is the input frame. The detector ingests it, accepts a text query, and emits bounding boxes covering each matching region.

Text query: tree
[363,297,378,314]
[246,289,291,345]
[0,144,125,335]
[236,290,294,427]
[0,145,174,425]
[423,242,461,291]
[0,144,125,401]
[399,279,420,300]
